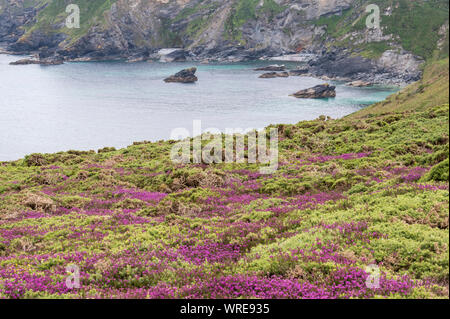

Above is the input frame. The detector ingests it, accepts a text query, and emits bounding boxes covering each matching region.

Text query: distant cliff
[1,0,448,84]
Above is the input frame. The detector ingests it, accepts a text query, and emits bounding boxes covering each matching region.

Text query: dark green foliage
[426,159,449,182]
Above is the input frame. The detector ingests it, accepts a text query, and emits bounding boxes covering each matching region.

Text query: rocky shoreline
[1,0,442,87]
[3,47,420,86]
[9,58,63,66]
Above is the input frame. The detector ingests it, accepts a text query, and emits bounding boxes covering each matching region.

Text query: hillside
[0,59,448,298]
[1,0,448,83]
[350,58,449,117]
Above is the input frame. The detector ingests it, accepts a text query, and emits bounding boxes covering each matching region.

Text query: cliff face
[0,0,47,45]
[1,0,449,84]
[4,0,345,58]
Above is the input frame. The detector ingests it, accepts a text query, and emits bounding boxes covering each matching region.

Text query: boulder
[164,67,198,83]
[254,64,286,71]
[259,71,289,78]
[291,84,336,99]
[346,80,372,87]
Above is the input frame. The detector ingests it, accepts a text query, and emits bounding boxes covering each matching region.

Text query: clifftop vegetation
[0,57,448,298]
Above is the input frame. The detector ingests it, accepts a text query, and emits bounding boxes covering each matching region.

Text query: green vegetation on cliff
[5,0,448,64]
[225,0,287,43]
[23,0,118,43]
[352,58,449,117]
[315,0,449,59]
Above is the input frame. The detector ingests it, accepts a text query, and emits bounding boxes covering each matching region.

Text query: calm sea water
[0,54,398,161]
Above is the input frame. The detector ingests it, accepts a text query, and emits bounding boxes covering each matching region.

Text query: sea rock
[289,68,309,76]
[254,64,286,71]
[164,67,198,83]
[347,80,372,87]
[291,84,336,99]
[9,58,63,65]
[259,71,289,78]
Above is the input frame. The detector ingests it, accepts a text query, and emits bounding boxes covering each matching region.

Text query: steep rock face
[3,0,353,58]
[376,50,423,82]
[307,46,423,85]
[0,0,46,46]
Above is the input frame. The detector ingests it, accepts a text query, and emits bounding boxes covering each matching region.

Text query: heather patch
[0,103,448,299]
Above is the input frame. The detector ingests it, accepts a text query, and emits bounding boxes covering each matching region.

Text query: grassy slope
[314,0,449,60]
[224,0,287,43]
[0,59,448,298]
[350,58,449,117]
[21,0,118,44]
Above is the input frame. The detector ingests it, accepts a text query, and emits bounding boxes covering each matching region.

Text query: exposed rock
[437,22,449,51]
[254,64,286,72]
[376,50,422,83]
[9,58,63,65]
[308,47,423,85]
[268,53,316,62]
[157,48,188,63]
[126,56,146,63]
[289,67,309,76]
[0,1,47,45]
[347,80,372,87]
[0,0,429,85]
[164,67,198,83]
[291,84,336,99]
[259,72,289,78]
[309,49,376,80]
[9,58,37,65]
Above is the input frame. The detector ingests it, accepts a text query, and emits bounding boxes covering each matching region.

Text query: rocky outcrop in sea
[291,84,336,99]
[164,67,198,83]
[259,72,289,78]
[9,58,63,66]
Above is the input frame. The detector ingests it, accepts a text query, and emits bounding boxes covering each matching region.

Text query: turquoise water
[0,54,398,161]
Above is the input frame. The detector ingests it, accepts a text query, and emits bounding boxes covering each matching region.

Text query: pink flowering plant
[0,104,448,299]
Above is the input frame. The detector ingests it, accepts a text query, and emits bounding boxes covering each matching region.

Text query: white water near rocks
[0,54,398,161]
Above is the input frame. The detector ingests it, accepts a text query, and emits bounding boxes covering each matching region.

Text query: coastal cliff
[1,0,448,84]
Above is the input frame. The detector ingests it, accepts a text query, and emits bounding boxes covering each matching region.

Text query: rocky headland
[0,0,447,85]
